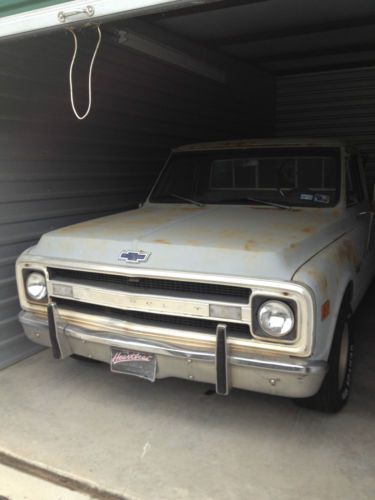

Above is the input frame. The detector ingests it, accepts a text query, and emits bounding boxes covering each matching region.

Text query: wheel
[294,300,354,413]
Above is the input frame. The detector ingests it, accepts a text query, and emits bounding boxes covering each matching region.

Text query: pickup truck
[16,138,375,413]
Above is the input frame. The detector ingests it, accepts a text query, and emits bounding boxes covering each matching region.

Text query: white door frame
[0,0,213,40]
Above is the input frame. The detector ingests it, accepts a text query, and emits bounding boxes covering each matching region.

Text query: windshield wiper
[218,196,291,210]
[169,193,205,207]
[246,196,291,210]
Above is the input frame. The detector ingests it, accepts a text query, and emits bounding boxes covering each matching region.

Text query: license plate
[110,348,156,382]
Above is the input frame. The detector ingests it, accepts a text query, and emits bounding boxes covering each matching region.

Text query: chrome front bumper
[19,309,327,398]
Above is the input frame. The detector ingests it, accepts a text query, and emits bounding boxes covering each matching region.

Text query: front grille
[48,268,251,304]
[55,298,251,339]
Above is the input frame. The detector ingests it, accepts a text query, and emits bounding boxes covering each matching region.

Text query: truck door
[346,154,375,294]
[357,155,375,258]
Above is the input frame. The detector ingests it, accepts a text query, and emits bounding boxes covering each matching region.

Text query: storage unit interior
[1,0,375,367]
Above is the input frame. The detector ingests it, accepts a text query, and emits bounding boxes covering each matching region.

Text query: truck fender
[292,236,357,361]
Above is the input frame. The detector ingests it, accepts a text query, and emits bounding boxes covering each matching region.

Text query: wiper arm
[217,196,291,210]
[245,195,291,210]
[170,193,205,207]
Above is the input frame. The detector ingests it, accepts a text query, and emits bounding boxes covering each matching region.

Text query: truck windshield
[149,147,341,207]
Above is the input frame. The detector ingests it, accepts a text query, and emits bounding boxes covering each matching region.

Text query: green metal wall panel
[0,0,71,18]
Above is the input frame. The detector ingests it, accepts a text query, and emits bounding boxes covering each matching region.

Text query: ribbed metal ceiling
[142,0,375,75]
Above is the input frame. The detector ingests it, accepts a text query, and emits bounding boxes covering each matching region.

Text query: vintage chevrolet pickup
[16,138,375,412]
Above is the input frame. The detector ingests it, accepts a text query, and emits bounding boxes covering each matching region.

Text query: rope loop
[68,25,102,120]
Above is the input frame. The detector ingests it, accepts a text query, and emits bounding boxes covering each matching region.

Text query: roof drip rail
[68,24,102,120]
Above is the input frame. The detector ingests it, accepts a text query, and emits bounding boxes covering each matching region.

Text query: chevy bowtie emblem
[119,250,151,264]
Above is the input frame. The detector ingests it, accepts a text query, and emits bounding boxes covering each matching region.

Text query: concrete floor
[0,463,92,500]
[0,286,375,500]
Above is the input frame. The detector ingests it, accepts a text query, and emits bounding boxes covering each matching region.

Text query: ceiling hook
[58,5,95,23]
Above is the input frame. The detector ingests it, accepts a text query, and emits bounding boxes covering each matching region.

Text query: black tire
[71,354,101,364]
[294,298,354,413]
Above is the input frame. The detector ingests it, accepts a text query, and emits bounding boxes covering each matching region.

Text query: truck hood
[31,204,346,280]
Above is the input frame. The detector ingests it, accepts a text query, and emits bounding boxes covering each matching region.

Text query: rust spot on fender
[307,269,328,294]
[336,239,358,268]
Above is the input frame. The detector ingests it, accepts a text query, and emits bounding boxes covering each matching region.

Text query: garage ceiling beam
[144,0,269,20]
[114,28,226,82]
[207,14,375,47]
[246,42,375,64]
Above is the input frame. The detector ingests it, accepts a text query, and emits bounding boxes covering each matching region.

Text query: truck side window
[346,156,364,206]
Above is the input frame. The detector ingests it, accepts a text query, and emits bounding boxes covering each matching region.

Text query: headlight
[257,300,294,338]
[26,272,47,301]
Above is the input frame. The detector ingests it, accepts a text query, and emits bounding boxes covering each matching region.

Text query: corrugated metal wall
[0,29,273,368]
[276,67,375,186]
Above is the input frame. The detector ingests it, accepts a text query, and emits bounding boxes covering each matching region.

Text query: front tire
[295,302,354,413]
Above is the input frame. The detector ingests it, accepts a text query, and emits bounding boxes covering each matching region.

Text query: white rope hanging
[68,25,102,120]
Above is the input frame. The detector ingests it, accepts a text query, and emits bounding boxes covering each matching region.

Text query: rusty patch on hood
[153,239,171,245]
[301,227,316,234]
[244,240,257,251]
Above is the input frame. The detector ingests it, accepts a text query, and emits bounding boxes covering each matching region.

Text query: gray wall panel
[0,29,273,368]
[276,67,375,187]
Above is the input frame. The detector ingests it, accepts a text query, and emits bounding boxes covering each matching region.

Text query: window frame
[345,154,366,207]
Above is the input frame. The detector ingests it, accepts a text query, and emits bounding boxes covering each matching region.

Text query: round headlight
[26,272,47,301]
[257,300,294,338]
